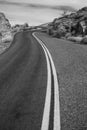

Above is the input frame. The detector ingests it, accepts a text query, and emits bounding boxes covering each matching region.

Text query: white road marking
[33,33,51,130]
[43,43,61,130]
[33,33,61,130]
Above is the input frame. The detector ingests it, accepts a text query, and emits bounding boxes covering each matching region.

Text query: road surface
[0,31,60,130]
[0,31,87,130]
[35,32,87,130]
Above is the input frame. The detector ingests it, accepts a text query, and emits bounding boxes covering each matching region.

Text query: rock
[2,31,13,43]
[80,35,87,44]
[47,7,87,40]
[0,12,14,54]
[52,30,61,38]
[54,26,67,38]
[71,22,83,36]
[65,33,71,38]
[67,36,82,42]
[78,7,87,12]
[0,12,13,43]
[0,13,11,34]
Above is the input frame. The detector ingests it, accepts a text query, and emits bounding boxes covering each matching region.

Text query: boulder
[71,22,83,36]
[65,33,71,38]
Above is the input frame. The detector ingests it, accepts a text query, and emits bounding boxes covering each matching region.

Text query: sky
[0,0,86,26]
[3,0,87,8]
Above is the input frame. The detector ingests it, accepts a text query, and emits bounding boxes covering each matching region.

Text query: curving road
[1,30,87,130]
[0,31,60,130]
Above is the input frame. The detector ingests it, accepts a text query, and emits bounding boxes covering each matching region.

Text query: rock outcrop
[47,7,87,43]
[0,12,12,42]
[0,12,13,54]
[0,13,11,33]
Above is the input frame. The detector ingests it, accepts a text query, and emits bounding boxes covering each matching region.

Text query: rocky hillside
[47,7,87,43]
[0,13,13,54]
[0,13,11,33]
[0,12,12,40]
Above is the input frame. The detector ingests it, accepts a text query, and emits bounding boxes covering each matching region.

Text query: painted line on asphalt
[33,33,52,130]
[42,42,61,130]
[33,33,61,130]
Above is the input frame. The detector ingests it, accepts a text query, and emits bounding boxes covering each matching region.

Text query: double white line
[33,33,61,130]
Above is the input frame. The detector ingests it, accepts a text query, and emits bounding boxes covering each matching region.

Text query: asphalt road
[0,31,87,130]
[33,32,60,130]
[36,32,87,130]
[0,32,48,130]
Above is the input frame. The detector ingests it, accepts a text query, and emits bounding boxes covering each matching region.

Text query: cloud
[0,0,76,12]
[0,0,86,26]
[4,0,87,8]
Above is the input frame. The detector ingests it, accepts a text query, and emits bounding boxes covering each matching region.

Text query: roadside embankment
[46,7,87,44]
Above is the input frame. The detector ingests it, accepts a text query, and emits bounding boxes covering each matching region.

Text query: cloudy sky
[2,0,87,7]
[0,0,86,26]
